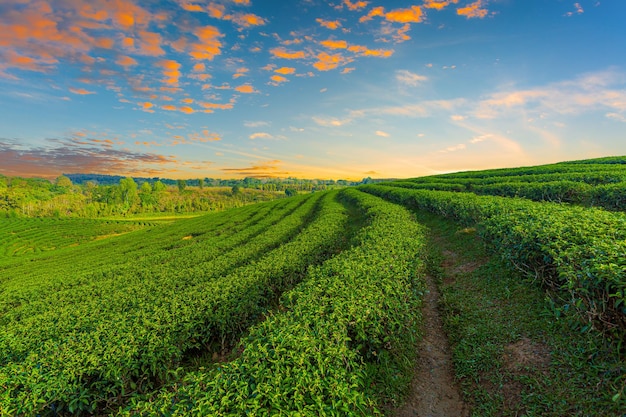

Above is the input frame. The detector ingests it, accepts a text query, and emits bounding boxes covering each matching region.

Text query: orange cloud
[95,37,115,49]
[140,101,154,112]
[0,138,178,179]
[69,87,96,95]
[159,59,182,86]
[221,160,288,178]
[199,100,235,110]
[230,13,266,27]
[393,23,412,42]
[116,55,138,67]
[344,0,369,10]
[347,45,393,57]
[207,3,226,18]
[233,67,249,78]
[457,0,489,18]
[181,3,204,12]
[274,67,296,75]
[270,75,288,84]
[232,0,250,4]
[162,104,177,111]
[187,130,221,142]
[313,52,350,71]
[190,26,223,60]
[385,5,423,23]
[359,6,385,22]
[181,98,194,104]
[0,50,55,73]
[316,19,341,30]
[179,106,194,114]
[341,67,355,74]
[193,62,206,72]
[135,30,165,56]
[234,84,257,93]
[270,47,307,60]
[423,0,459,10]
[320,39,349,49]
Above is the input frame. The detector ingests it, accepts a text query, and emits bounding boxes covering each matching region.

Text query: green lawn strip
[121,188,427,416]
[416,210,625,416]
[0,192,350,415]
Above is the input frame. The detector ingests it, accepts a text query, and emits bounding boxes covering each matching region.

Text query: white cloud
[472,69,626,119]
[441,144,466,153]
[469,134,491,144]
[312,116,352,127]
[606,112,626,122]
[244,121,270,128]
[249,132,273,139]
[396,70,428,87]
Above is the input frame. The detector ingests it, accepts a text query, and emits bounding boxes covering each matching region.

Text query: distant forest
[0,174,382,218]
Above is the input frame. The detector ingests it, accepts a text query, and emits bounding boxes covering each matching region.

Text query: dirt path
[394,268,470,417]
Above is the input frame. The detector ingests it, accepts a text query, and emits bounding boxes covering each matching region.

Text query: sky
[1,0,625,180]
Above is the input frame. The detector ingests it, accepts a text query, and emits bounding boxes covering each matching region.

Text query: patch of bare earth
[497,337,551,410]
[393,272,469,417]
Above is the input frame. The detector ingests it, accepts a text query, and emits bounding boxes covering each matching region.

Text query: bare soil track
[394,270,469,417]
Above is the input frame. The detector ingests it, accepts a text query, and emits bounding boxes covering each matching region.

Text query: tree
[139,182,154,207]
[177,179,187,193]
[54,175,73,192]
[153,180,167,193]
[231,185,241,196]
[119,177,138,208]
[198,178,204,189]
[285,188,297,197]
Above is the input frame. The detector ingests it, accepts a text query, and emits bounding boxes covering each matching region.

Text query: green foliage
[391,157,626,210]
[123,188,427,416]
[420,212,624,415]
[361,184,626,338]
[0,218,146,257]
[0,192,357,415]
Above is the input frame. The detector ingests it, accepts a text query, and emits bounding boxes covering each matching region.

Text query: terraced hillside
[1,157,625,416]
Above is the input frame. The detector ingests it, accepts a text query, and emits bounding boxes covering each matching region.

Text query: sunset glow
[1,0,625,179]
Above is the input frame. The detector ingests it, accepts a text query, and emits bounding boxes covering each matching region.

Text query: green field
[1,157,625,416]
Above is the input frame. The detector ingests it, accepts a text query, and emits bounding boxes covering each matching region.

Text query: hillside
[1,157,625,416]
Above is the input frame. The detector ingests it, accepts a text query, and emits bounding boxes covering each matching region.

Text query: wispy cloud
[249,132,273,139]
[234,84,258,93]
[396,69,428,87]
[312,116,353,127]
[221,160,289,177]
[69,87,96,95]
[0,137,177,179]
[457,0,489,19]
[564,2,584,17]
[316,18,341,30]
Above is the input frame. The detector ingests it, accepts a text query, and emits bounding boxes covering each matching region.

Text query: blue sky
[1,0,625,179]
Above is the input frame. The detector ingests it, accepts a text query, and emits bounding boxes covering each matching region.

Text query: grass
[414,210,625,416]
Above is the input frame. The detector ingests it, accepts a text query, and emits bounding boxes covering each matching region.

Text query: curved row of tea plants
[0,193,307,312]
[386,157,626,210]
[122,188,427,416]
[361,184,626,337]
[0,192,353,415]
[0,218,148,258]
